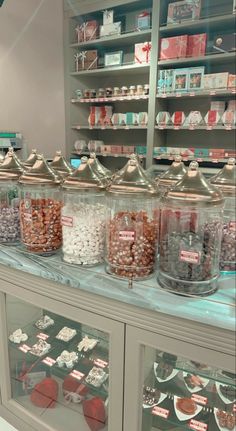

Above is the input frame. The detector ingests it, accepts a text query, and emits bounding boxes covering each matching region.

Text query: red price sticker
[94,359,109,368]
[180,250,201,265]
[19,344,31,353]
[61,216,73,228]
[189,419,207,431]
[191,394,208,405]
[70,370,85,381]
[37,333,49,341]
[42,357,56,367]
[152,406,169,419]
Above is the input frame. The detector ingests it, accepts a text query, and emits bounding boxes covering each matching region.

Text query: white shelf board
[72,125,148,130]
[72,151,140,158]
[158,52,236,67]
[70,29,152,48]
[70,63,150,77]
[157,89,236,99]
[159,14,235,35]
[71,95,149,103]
[155,125,236,131]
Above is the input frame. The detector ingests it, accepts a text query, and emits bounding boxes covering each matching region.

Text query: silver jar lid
[164,161,224,207]
[210,158,236,197]
[62,156,107,191]
[157,156,187,188]
[50,151,73,177]
[89,153,112,178]
[19,154,61,185]
[24,149,38,169]
[0,147,24,180]
[107,154,159,196]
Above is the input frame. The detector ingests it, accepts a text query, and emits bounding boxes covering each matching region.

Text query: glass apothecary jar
[62,157,108,266]
[106,155,160,280]
[0,148,24,244]
[50,151,73,178]
[156,156,187,195]
[23,149,38,170]
[18,155,62,255]
[158,161,224,296]
[210,158,236,273]
[89,152,112,179]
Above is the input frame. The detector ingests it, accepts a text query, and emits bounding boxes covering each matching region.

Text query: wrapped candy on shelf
[222,111,236,127]
[204,110,222,127]
[156,111,172,127]
[138,112,148,125]
[184,111,203,128]
[134,42,152,64]
[172,111,186,127]
[9,329,28,344]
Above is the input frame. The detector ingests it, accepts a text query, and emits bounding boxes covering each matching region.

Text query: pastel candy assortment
[0,207,20,243]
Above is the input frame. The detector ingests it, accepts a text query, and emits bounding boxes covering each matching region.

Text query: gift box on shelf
[104,51,123,67]
[172,111,186,126]
[111,113,120,126]
[123,146,135,154]
[209,149,225,159]
[194,148,209,158]
[153,147,168,156]
[103,10,114,25]
[228,99,236,110]
[222,111,236,126]
[158,69,174,94]
[136,11,151,30]
[75,50,98,71]
[126,112,139,125]
[213,33,236,53]
[138,112,148,125]
[88,140,104,152]
[188,66,205,91]
[203,73,229,90]
[118,114,126,126]
[76,21,98,43]
[111,145,123,154]
[167,0,201,25]
[187,33,207,57]
[88,106,113,126]
[156,111,172,126]
[136,146,147,155]
[181,147,195,157]
[173,68,188,92]
[134,42,152,64]
[185,111,203,127]
[210,101,226,115]
[160,35,188,60]
[100,22,121,37]
[228,74,236,88]
[204,110,222,126]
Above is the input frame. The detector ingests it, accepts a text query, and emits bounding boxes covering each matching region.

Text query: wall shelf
[71,95,149,103]
[156,89,236,99]
[70,63,150,77]
[155,125,235,131]
[159,14,235,35]
[70,29,152,49]
[158,52,236,67]
[72,151,139,158]
[72,125,148,130]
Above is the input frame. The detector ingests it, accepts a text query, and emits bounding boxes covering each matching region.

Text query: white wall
[0,0,65,158]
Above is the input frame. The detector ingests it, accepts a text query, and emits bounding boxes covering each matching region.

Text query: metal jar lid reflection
[50,151,74,178]
[157,156,187,188]
[18,154,61,185]
[107,154,159,196]
[88,152,112,179]
[62,156,108,191]
[210,158,236,197]
[0,147,24,181]
[23,149,38,169]
[164,161,224,207]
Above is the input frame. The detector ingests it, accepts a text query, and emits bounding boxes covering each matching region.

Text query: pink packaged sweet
[187,33,207,57]
[204,110,221,126]
[135,42,152,64]
[172,111,186,126]
[160,35,188,60]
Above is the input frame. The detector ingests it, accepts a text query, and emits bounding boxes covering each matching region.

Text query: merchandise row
[74,140,135,155]
[0,148,235,294]
[74,84,149,100]
[158,69,236,94]
[88,107,148,127]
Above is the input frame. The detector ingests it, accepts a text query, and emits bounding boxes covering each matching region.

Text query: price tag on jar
[119,231,135,241]
[94,358,108,368]
[19,344,31,353]
[152,406,169,419]
[42,357,56,367]
[191,394,208,405]
[70,370,85,381]
[180,250,201,265]
[37,333,49,341]
[229,221,236,231]
[61,216,73,228]
[189,419,208,431]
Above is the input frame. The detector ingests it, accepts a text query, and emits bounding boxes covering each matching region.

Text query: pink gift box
[187,33,207,57]
[160,35,188,60]
[134,42,152,64]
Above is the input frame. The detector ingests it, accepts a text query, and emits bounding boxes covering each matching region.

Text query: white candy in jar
[62,202,106,265]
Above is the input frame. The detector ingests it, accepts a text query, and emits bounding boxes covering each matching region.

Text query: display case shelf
[70,29,152,49]
[158,52,236,67]
[155,125,236,131]
[71,95,149,103]
[156,89,236,99]
[159,13,235,35]
[72,125,148,130]
[72,151,142,158]
[70,63,150,77]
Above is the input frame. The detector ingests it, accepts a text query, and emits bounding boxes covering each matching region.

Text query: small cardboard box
[203,73,229,90]
[187,33,207,57]
[173,68,189,92]
[188,66,205,91]
[160,35,188,60]
[136,11,151,30]
[167,0,201,25]
[104,51,123,67]
[135,42,152,64]
[100,22,121,37]
[103,10,114,25]
[75,50,98,71]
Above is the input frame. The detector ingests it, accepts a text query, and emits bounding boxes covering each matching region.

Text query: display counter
[0,245,235,431]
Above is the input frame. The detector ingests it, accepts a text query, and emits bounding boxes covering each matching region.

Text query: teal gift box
[136,146,147,155]
[194,148,209,158]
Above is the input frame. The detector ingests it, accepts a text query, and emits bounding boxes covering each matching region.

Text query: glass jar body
[220,195,236,272]
[19,185,62,255]
[0,180,20,245]
[62,190,106,266]
[106,195,159,279]
[158,205,223,295]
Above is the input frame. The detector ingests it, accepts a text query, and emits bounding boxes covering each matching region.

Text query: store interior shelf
[156,89,236,99]
[72,125,148,130]
[70,29,152,49]
[72,151,136,158]
[71,95,149,103]
[158,52,236,67]
[70,63,150,77]
[155,125,235,131]
[159,13,235,35]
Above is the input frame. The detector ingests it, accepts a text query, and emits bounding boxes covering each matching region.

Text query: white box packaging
[100,22,121,37]
[103,10,114,25]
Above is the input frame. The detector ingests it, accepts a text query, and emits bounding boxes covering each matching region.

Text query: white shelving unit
[64,0,236,169]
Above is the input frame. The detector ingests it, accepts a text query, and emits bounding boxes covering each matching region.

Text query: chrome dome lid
[0,147,24,181]
[62,156,107,191]
[19,154,61,185]
[50,151,74,177]
[89,152,112,178]
[210,158,236,197]
[24,149,38,169]
[157,156,187,187]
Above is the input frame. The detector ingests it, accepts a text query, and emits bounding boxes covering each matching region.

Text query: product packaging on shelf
[160,35,188,60]
[222,110,236,126]
[156,111,172,126]
[184,111,203,127]
[136,146,147,155]
[173,68,189,92]
[228,74,236,88]
[203,73,229,90]
[88,106,113,126]
[100,22,121,37]
[187,33,207,57]
[126,112,139,125]
[172,111,186,126]
[209,149,225,160]
[153,147,168,157]
[188,67,205,90]
[134,42,152,64]
[103,9,114,25]
[138,112,148,125]
[101,145,112,154]
[136,11,151,29]
[104,50,123,67]
[228,99,236,110]
[74,140,87,152]
[194,148,209,158]
[204,110,222,126]
[158,69,174,93]
[75,50,98,71]
[167,0,201,25]
[76,21,98,43]
[118,113,126,125]
[123,146,135,154]
[88,140,104,153]
[210,101,226,115]
[111,145,123,154]
[213,33,236,53]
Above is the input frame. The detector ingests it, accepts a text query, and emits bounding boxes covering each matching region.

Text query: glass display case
[0,289,124,431]
[124,327,236,431]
